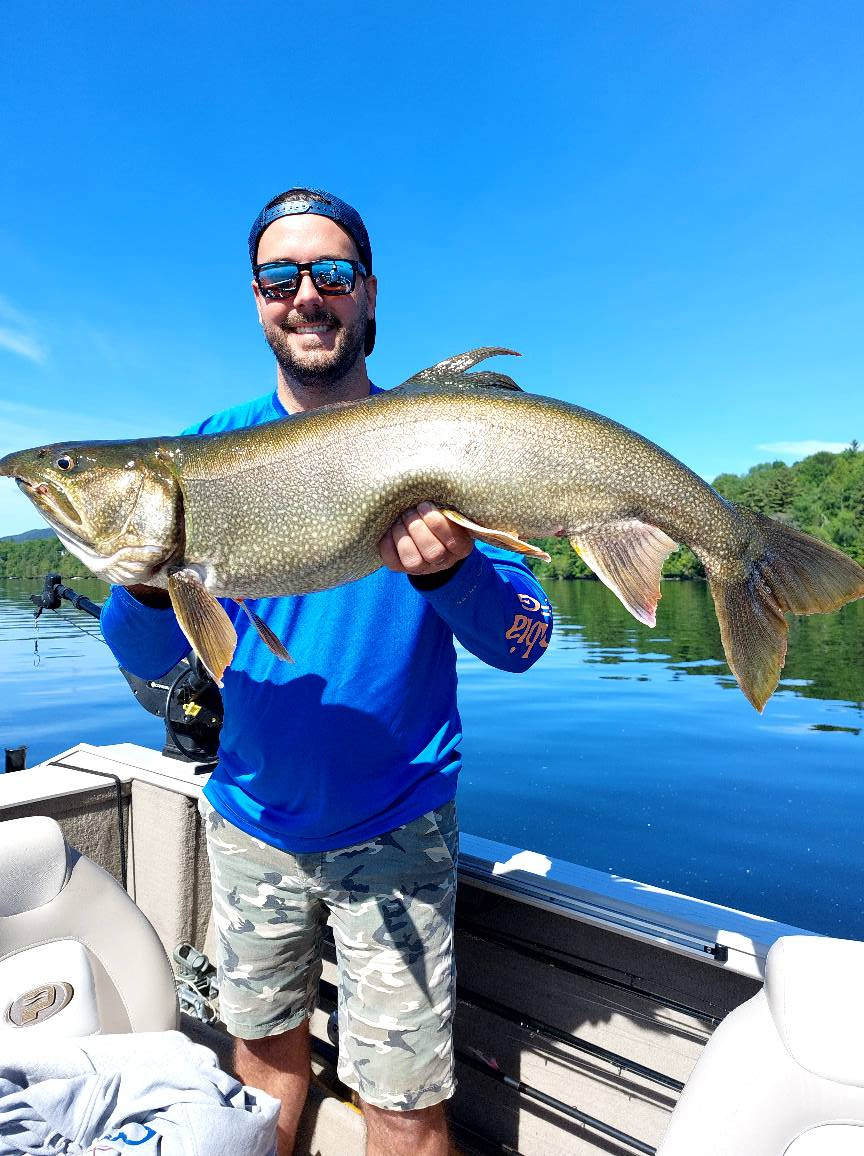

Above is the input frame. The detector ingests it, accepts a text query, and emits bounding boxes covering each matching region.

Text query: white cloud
[0,296,47,363]
[757,440,854,457]
[0,327,45,363]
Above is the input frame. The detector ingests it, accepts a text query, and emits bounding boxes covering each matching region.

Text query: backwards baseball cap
[248,187,375,354]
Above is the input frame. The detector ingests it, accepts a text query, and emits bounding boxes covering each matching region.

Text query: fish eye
[55,454,76,471]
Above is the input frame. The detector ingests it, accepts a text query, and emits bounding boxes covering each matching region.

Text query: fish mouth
[15,477,83,530]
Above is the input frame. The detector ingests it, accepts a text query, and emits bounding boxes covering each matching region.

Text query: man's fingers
[412,502,469,554]
[379,519,430,572]
[393,517,428,569]
[400,506,454,566]
[378,527,402,571]
[378,502,475,574]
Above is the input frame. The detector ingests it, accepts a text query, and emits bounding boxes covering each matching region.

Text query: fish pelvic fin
[238,600,294,664]
[168,568,237,687]
[570,521,679,627]
[397,348,524,395]
[441,509,551,560]
[704,509,864,713]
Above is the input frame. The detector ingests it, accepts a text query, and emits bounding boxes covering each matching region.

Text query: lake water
[1,575,862,938]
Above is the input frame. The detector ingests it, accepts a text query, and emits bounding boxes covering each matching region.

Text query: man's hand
[379,502,474,577]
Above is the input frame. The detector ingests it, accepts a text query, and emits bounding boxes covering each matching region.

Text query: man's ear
[365,273,378,320]
[251,279,265,326]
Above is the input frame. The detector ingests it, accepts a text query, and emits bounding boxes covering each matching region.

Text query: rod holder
[4,747,27,773]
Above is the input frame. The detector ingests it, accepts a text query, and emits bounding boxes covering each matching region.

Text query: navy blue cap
[248,187,375,354]
[248,187,373,273]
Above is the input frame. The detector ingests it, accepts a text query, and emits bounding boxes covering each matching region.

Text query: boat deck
[0,742,814,1154]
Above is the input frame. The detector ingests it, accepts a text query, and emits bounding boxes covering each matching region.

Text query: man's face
[252,214,377,389]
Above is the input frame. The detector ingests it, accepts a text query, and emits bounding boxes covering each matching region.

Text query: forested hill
[528,443,864,580]
[0,533,76,579]
[0,445,861,580]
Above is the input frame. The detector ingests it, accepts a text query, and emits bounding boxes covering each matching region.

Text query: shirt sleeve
[410,543,553,672]
[100,584,191,680]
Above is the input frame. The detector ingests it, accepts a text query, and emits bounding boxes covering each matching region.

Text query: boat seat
[658,935,864,1155]
[0,814,179,1037]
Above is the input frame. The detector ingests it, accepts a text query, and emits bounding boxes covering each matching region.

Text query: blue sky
[1,1,861,535]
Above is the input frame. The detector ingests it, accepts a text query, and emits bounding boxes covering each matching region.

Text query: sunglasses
[254,258,368,299]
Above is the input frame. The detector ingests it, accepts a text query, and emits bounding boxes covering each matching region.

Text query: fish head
[0,438,183,584]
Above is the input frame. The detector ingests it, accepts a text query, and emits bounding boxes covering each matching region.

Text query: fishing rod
[318,979,658,1156]
[25,573,223,767]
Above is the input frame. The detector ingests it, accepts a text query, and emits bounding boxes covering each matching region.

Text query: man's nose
[291,269,324,307]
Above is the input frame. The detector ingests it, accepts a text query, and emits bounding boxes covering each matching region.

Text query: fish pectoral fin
[238,600,294,664]
[168,568,237,687]
[571,521,679,627]
[440,509,551,560]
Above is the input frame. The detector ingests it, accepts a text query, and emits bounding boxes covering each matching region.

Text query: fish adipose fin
[704,509,864,713]
[571,521,679,628]
[397,348,524,395]
[237,600,294,664]
[168,568,237,687]
[441,509,552,560]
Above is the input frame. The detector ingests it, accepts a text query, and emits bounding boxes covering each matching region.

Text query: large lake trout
[2,349,862,709]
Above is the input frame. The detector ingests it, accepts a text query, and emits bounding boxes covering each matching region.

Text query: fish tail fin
[704,510,864,712]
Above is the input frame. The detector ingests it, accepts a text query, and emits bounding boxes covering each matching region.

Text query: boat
[2,578,863,1154]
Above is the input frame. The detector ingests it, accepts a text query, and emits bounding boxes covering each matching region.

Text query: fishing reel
[118,654,223,767]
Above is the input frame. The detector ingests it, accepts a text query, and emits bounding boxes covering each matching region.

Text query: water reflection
[547,579,864,708]
[457,578,864,940]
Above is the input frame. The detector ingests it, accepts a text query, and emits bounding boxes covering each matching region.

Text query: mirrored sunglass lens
[258,263,300,295]
[311,260,354,292]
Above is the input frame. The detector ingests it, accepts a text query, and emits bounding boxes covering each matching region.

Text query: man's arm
[380,503,552,673]
[100,584,191,680]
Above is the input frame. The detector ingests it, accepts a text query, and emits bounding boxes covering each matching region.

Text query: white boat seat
[0,815,178,1036]
[658,936,864,1155]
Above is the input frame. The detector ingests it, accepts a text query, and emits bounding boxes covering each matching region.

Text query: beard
[261,304,369,391]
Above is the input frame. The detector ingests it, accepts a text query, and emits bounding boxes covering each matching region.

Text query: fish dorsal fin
[394,347,524,395]
[424,347,520,376]
[168,567,237,687]
[571,521,679,627]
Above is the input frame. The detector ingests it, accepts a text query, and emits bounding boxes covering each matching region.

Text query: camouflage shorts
[199,796,459,1111]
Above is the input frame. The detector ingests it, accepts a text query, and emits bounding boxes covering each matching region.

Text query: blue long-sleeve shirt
[100,387,552,852]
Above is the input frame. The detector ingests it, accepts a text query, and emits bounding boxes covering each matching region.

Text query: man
[101,187,552,1156]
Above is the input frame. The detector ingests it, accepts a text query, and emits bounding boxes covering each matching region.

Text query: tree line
[0,443,861,581]
[0,535,76,579]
